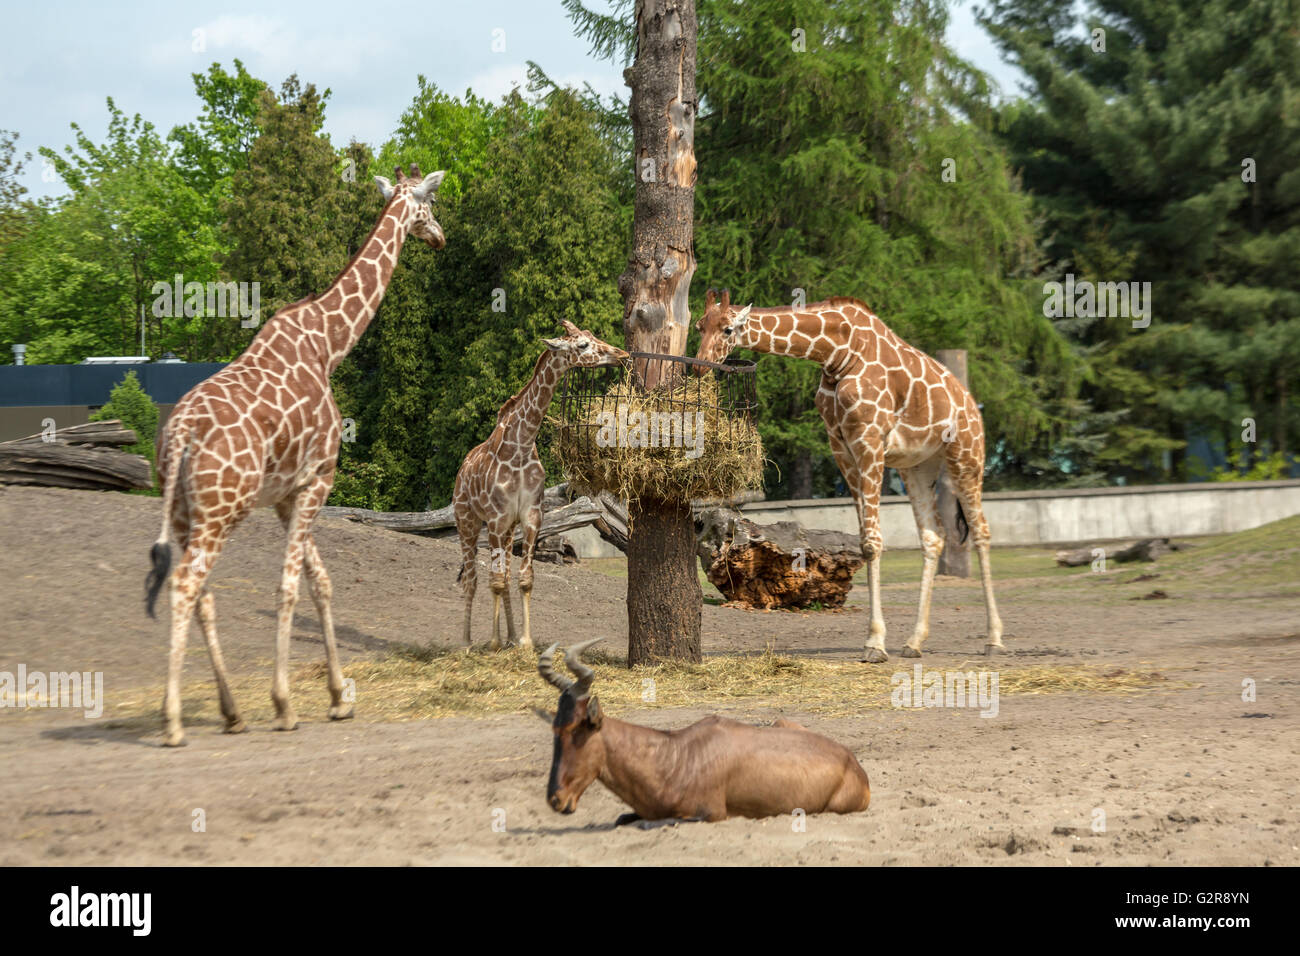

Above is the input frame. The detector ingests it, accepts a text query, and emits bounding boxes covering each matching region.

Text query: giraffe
[144,164,447,746]
[695,290,1003,662]
[453,321,628,650]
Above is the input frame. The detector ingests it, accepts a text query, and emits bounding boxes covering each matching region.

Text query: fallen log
[321,494,611,548]
[318,483,749,556]
[0,443,152,491]
[6,420,139,447]
[695,506,864,610]
[1054,538,1188,567]
[0,420,152,492]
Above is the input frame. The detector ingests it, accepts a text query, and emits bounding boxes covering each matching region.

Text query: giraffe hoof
[900,645,922,658]
[272,714,299,732]
[984,643,1004,657]
[328,704,354,721]
[223,718,248,734]
[861,647,889,664]
[162,730,187,748]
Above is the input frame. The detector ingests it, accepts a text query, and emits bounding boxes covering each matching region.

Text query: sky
[2,0,1025,202]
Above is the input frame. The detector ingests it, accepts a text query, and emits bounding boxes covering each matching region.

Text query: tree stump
[695,507,864,609]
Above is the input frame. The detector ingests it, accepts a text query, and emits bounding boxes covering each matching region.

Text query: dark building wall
[0,364,224,442]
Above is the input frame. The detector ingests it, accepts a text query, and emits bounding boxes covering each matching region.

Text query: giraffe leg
[843,429,888,663]
[455,509,482,647]
[898,457,945,658]
[949,462,1004,654]
[197,588,244,733]
[306,535,351,719]
[163,525,234,746]
[275,501,349,716]
[817,375,862,506]
[270,480,334,731]
[518,504,543,650]
[162,554,199,748]
[486,529,517,650]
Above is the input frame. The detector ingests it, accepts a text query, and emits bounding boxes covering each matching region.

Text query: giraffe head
[374,163,447,249]
[543,320,629,369]
[694,288,754,366]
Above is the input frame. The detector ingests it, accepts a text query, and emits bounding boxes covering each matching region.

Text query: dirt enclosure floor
[1,484,1297,866]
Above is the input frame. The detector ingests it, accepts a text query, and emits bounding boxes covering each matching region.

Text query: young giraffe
[695,290,1004,662]
[144,164,447,746]
[453,321,628,650]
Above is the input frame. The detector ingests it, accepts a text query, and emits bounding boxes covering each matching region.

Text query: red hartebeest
[538,640,871,824]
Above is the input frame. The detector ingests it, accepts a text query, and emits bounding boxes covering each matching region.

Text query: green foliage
[328,454,390,508]
[219,77,351,357]
[682,0,1077,495]
[0,101,222,363]
[168,60,268,200]
[334,84,629,510]
[0,129,32,248]
[89,369,158,464]
[1196,450,1291,482]
[980,0,1300,479]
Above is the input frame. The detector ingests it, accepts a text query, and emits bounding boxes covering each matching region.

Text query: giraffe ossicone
[695,289,1004,661]
[453,321,629,651]
[145,163,447,747]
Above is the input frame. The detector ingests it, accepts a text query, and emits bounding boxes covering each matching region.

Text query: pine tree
[980,0,1300,479]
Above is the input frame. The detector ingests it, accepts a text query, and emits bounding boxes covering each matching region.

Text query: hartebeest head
[538,638,606,814]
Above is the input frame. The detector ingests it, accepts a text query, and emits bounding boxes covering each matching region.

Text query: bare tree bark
[621,0,702,665]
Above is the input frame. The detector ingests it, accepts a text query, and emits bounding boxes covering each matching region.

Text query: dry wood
[2,419,139,448]
[695,506,864,610]
[0,442,152,491]
[1054,538,1184,567]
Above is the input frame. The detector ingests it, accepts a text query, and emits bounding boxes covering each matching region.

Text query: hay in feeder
[551,372,764,504]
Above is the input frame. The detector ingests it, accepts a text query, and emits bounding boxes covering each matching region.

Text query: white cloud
[147,14,390,78]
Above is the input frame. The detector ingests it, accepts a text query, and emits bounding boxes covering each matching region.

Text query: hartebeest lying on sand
[538,639,872,824]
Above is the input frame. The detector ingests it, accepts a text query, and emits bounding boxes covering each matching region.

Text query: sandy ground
[1,484,1297,865]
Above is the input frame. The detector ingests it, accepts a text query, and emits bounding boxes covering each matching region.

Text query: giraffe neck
[315,195,413,375]
[497,351,564,453]
[737,305,851,368]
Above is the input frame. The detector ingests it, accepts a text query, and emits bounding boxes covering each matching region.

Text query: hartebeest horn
[538,643,573,693]
[564,638,603,697]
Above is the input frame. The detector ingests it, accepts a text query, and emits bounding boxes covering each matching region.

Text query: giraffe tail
[146,414,192,619]
[955,501,969,545]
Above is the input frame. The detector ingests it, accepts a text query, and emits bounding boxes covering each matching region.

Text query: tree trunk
[789,452,813,499]
[621,0,701,665]
[627,498,701,663]
[1276,371,1288,462]
[936,349,971,577]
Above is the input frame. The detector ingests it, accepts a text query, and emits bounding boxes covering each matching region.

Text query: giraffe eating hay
[695,290,1004,662]
[453,322,628,650]
[145,163,447,747]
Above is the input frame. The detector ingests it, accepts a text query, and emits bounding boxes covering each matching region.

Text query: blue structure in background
[0,362,227,408]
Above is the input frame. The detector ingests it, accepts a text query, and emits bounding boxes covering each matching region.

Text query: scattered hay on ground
[102,645,1188,728]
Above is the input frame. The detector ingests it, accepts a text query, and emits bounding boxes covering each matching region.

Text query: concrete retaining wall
[566,479,1300,558]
